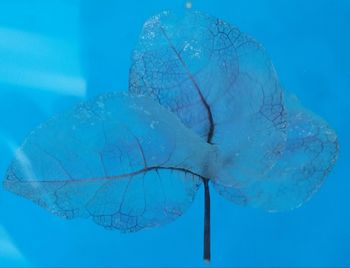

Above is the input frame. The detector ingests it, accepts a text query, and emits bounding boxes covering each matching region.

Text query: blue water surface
[0,0,349,267]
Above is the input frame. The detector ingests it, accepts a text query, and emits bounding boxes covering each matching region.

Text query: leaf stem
[203,178,211,262]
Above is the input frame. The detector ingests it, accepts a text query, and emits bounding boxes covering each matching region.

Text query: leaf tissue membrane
[3,10,338,261]
[129,10,287,188]
[4,93,217,231]
[129,10,338,211]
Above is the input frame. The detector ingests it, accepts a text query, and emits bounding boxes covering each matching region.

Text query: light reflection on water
[0,225,29,266]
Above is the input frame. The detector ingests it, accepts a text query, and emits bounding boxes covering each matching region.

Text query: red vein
[7,166,205,184]
[160,27,215,143]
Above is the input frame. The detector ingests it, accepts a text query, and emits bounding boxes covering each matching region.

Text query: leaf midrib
[159,26,215,144]
[6,165,205,184]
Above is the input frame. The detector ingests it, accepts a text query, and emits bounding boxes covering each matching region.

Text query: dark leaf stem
[160,26,215,262]
[203,177,211,262]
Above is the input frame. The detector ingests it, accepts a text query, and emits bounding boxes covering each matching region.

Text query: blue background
[0,0,349,267]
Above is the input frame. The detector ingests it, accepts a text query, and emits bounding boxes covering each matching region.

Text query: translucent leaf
[213,95,339,211]
[129,11,287,186]
[4,93,218,231]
